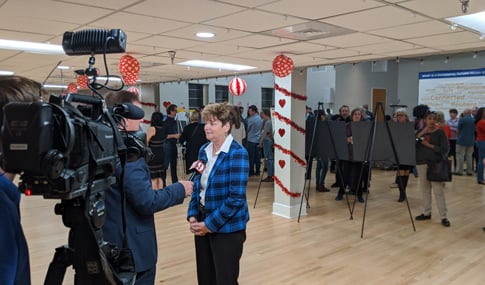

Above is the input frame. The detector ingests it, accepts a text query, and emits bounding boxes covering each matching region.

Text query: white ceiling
[1,0,485,86]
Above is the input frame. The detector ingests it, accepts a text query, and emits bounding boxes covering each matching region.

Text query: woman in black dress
[179,112,207,174]
[147,112,166,189]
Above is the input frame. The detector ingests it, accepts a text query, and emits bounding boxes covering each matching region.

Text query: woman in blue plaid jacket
[187,102,250,285]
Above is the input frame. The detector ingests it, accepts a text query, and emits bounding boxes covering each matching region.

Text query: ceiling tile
[321,5,430,32]
[407,31,480,48]
[223,34,297,49]
[204,10,307,33]
[90,12,191,35]
[311,33,389,48]
[126,0,245,23]
[369,20,457,39]
[258,0,385,20]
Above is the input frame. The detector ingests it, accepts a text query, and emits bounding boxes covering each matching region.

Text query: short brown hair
[104,90,139,107]
[0,75,42,126]
[202,102,240,133]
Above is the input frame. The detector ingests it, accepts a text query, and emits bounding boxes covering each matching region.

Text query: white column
[272,69,308,218]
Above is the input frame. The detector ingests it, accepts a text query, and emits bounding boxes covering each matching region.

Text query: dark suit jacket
[103,157,186,272]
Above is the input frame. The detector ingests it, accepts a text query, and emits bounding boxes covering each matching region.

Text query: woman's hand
[191,221,211,236]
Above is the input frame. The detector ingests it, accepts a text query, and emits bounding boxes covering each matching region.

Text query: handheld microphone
[112,103,145,120]
[188,160,206,181]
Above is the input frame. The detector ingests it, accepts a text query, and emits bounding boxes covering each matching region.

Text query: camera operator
[0,75,44,285]
[103,90,193,285]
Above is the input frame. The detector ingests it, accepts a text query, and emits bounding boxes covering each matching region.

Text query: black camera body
[1,93,118,199]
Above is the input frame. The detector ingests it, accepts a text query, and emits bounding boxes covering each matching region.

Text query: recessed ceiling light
[178,60,256,71]
[196,32,215,38]
[57,66,70,70]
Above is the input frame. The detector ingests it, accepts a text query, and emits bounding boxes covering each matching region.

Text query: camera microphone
[112,103,145,120]
[62,29,127,55]
[188,160,206,181]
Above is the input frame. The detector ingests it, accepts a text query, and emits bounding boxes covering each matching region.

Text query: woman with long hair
[147,112,166,189]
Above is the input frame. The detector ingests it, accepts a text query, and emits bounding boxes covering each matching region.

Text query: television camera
[1,29,138,285]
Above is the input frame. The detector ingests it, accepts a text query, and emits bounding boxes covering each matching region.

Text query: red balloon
[119,55,140,80]
[77,75,89,89]
[272,55,294,77]
[67,82,77,93]
[229,77,247,96]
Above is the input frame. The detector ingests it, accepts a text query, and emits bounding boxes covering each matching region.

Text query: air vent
[262,21,354,41]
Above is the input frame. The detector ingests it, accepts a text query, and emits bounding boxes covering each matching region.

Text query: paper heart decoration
[278,99,286,108]
[278,160,286,169]
[163,101,171,108]
[278,128,285,137]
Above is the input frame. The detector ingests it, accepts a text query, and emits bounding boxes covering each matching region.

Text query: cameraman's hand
[179,180,193,197]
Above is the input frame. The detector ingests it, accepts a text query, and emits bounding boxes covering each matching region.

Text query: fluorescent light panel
[447,11,485,33]
[0,39,64,54]
[178,60,256,71]
[0,70,15,75]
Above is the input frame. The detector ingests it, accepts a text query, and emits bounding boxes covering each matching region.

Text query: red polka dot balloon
[119,55,140,85]
[272,55,294,78]
[77,75,89,89]
[67,82,77,93]
[229,77,247,96]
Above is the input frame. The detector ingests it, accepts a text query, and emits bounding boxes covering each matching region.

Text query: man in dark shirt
[162,104,181,184]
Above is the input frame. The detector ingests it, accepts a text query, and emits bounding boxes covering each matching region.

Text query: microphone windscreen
[113,103,145,120]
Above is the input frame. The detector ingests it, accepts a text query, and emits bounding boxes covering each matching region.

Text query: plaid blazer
[187,140,250,233]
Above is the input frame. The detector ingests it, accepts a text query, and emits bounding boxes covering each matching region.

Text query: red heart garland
[279,160,286,168]
[163,101,171,108]
[278,128,285,137]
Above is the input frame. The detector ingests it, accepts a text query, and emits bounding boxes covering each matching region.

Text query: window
[215,85,229,103]
[261,87,274,109]
[188,83,204,109]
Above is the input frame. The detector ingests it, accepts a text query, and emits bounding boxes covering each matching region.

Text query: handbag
[426,156,452,182]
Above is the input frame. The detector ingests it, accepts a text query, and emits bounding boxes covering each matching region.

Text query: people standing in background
[162,104,181,184]
[447,109,459,170]
[246,105,263,176]
[187,102,249,285]
[436,111,452,140]
[415,111,450,227]
[180,112,207,174]
[231,106,246,145]
[475,107,485,185]
[330,105,351,188]
[394,108,413,202]
[455,109,475,176]
[315,110,330,192]
[362,104,373,121]
[0,75,44,285]
[306,105,314,120]
[147,111,166,188]
[260,109,274,182]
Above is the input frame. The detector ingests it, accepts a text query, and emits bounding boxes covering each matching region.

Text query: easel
[253,159,267,208]
[298,103,353,222]
[355,102,416,237]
